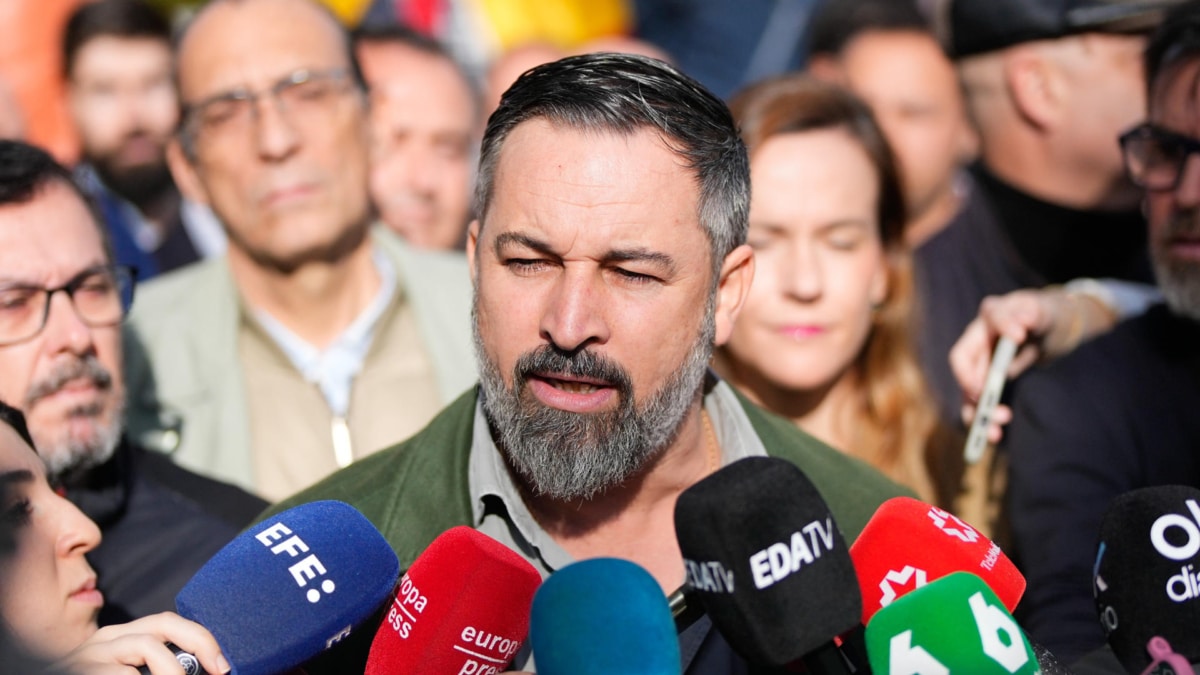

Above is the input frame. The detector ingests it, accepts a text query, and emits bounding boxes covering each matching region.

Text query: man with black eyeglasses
[1002,1,1200,667]
[124,0,476,502]
[0,139,266,626]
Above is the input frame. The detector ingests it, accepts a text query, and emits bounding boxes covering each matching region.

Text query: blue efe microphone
[174,500,400,675]
[530,558,681,675]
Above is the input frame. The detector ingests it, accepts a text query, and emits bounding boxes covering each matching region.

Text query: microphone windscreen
[364,526,542,675]
[865,571,1039,674]
[673,456,861,667]
[850,496,1025,624]
[175,500,400,675]
[1094,485,1200,672]
[530,558,680,675]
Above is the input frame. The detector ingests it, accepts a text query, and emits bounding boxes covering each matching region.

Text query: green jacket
[265,386,911,568]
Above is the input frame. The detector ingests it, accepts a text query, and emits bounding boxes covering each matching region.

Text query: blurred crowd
[0,0,1194,672]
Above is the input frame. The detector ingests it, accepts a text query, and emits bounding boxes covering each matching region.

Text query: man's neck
[905,182,963,248]
[518,405,713,592]
[981,141,1141,212]
[228,238,382,350]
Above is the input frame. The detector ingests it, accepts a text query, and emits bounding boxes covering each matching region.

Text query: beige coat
[122,227,477,494]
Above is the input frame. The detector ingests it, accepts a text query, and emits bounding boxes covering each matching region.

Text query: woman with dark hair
[0,399,230,673]
[716,75,959,506]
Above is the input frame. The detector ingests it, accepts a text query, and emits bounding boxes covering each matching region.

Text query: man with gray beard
[1003,1,1200,666]
[267,52,907,674]
[0,139,264,627]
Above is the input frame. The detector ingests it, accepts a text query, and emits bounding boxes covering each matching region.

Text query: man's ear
[466,219,481,286]
[713,244,755,347]
[166,137,210,206]
[1003,46,1067,132]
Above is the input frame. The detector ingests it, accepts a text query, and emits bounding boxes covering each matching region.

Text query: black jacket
[914,165,1152,427]
[65,439,267,624]
[1005,306,1200,663]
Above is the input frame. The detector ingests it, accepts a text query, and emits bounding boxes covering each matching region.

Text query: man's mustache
[1163,208,1200,241]
[515,345,633,395]
[25,356,113,408]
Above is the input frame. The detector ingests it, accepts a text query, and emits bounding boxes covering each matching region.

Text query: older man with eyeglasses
[124,0,476,502]
[1000,1,1200,667]
[0,139,267,626]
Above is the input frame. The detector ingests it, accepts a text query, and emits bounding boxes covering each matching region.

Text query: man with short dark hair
[0,138,264,624]
[1003,0,1200,664]
[269,51,908,673]
[64,0,226,279]
[805,0,977,247]
[353,24,478,250]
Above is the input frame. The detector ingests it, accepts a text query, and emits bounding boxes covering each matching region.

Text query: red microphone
[365,526,543,675]
[849,497,1025,625]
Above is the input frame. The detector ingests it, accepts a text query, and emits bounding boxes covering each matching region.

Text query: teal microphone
[530,558,680,674]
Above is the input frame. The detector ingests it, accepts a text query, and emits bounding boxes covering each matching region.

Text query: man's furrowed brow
[494,232,554,258]
[493,233,678,274]
[604,248,677,275]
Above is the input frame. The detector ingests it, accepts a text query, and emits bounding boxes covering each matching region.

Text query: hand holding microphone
[59,612,226,675]
[155,500,400,675]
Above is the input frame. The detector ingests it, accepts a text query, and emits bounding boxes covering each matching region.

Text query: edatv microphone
[364,526,542,675]
[530,558,680,675]
[1094,485,1200,673]
[864,571,1039,674]
[170,500,400,675]
[674,456,864,672]
[850,496,1025,624]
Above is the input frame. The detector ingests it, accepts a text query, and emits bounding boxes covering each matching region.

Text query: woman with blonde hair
[717,74,959,506]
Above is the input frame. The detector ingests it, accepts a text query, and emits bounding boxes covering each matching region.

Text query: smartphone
[963,336,1017,465]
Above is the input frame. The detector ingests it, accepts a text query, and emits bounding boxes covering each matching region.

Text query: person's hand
[54,612,229,675]
[950,288,1116,442]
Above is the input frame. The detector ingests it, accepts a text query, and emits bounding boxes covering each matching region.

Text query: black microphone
[674,456,867,673]
[1094,486,1200,673]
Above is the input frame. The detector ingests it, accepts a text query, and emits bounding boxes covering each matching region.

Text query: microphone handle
[135,643,206,675]
[800,641,860,675]
[668,586,706,633]
[837,625,873,674]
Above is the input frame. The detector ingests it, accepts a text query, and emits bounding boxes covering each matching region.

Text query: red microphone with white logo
[849,497,1025,625]
[364,526,542,675]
